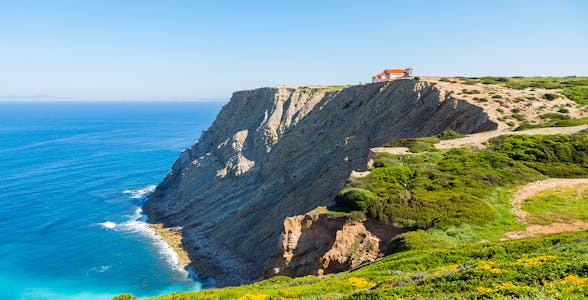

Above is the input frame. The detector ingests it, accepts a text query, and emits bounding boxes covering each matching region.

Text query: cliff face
[263,210,400,278]
[143,79,498,285]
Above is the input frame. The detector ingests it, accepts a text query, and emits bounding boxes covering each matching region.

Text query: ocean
[0,101,224,299]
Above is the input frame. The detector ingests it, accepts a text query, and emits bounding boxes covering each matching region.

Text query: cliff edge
[143,79,498,285]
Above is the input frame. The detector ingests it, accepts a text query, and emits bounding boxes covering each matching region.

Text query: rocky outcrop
[264,210,400,278]
[143,79,498,286]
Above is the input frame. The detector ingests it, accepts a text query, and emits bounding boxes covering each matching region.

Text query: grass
[523,185,588,225]
[516,116,588,131]
[124,232,588,299]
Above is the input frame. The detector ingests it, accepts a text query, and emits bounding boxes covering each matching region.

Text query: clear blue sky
[0,0,586,100]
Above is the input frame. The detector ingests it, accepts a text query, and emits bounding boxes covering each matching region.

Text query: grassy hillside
[336,132,586,248]
[115,131,587,299]
[115,232,588,299]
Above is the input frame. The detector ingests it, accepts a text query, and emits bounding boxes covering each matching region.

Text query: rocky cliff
[143,79,498,285]
[263,208,400,278]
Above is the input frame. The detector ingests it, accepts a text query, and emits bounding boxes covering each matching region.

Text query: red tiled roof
[385,69,406,74]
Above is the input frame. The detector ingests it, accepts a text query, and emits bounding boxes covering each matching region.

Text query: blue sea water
[0,101,224,300]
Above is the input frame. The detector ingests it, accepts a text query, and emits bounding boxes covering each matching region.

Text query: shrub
[496,108,504,113]
[543,93,559,100]
[511,114,526,121]
[462,89,481,94]
[492,95,503,99]
[335,188,378,211]
[439,77,451,82]
[488,134,588,177]
[383,137,440,153]
[511,108,521,113]
[539,113,571,121]
[436,130,465,140]
[558,108,570,113]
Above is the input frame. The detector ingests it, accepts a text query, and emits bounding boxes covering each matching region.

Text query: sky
[0,0,587,100]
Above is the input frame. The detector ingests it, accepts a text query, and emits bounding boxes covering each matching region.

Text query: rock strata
[263,209,400,278]
[143,79,497,285]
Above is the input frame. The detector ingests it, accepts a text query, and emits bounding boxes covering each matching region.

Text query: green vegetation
[435,130,464,140]
[516,116,588,131]
[523,186,588,225]
[488,134,588,178]
[460,76,588,105]
[511,113,526,121]
[112,294,137,300]
[304,85,347,93]
[335,133,586,248]
[381,137,439,153]
[120,132,587,300]
[336,147,541,232]
[439,77,451,82]
[126,232,588,299]
[462,88,481,94]
[543,93,560,100]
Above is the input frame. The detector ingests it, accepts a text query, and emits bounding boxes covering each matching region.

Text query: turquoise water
[0,101,224,299]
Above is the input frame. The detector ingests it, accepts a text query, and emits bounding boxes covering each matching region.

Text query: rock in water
[143,79,497,285]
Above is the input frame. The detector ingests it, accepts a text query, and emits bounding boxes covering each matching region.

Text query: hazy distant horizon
[1,0,587,100]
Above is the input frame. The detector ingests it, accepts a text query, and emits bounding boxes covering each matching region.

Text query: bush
[543,93,559,100]
[511,114,526,121]
[462,89,481,94]
[558,108,570,113]
[492,95,503,99]
[540,113,571,121]
[383,137,440,153]
[436,130,464,140]
[488,133,588,177]
[335,188,378,211]
[439,77,451,82]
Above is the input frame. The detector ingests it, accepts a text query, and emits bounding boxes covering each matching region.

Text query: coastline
[146,223,192,269]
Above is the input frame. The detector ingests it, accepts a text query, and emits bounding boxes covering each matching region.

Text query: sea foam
[98,222,116,229]
[116,185,187,275]
[123,185,156,199]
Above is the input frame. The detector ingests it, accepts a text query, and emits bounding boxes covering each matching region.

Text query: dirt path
[503,178,588,240]
[436,124,587,150]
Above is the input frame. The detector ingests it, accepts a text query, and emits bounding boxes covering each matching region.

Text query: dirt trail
[503,178,588,240]
[436,124,587,150]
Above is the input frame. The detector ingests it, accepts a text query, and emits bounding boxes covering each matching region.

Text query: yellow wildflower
[348,277,376,289]
[238,294,268,300]
[517,255,557,266]
[501,282,516,289]
[477,287,492,293]
[478,264,501,273]
[564,275,588,285]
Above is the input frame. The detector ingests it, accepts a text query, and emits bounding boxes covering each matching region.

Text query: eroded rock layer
[143,79,497,285]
